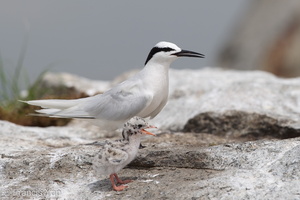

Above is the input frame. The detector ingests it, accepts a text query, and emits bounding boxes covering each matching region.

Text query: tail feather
[28,113,95,119]
[20,98,88,109]
[49,106,93,118]
[32,106,95,119]
[20,97,95,119]
[36,108,61,114]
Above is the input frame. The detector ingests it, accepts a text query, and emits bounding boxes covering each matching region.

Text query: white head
[144,41,204,66]
[122,117,156,141]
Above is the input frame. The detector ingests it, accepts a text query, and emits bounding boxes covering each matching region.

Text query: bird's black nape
[144,47,175,65]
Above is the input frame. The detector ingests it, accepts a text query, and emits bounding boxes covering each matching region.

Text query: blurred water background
[2,0,300,94]
[0,0,248,83]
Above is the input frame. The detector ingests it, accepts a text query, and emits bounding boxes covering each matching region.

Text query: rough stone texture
[42,72,111,96]
[183,111,300,139]
[2,68,300,199]
[152,68,300,132]
[0,120,299,200]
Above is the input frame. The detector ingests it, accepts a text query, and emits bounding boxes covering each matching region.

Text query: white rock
[2,68,300,199]
[151,68,300,130]
[43,72,111,96]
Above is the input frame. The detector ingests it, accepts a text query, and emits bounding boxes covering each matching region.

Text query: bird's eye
[138,124,143,128]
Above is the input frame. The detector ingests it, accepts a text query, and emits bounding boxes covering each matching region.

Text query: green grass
[0,38,88,127]
[0,33,30,109]
[0,46,54,126]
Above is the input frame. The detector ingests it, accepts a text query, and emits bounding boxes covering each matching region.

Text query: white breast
[137,63,169,118]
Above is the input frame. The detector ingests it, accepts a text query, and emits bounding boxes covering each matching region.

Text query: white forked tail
[20,98,87,109]
[20,97,94,119]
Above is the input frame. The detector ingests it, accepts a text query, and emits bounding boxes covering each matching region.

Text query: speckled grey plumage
[91,117,155,178]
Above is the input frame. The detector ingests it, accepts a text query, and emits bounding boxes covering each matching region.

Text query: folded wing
[23,80,153,121]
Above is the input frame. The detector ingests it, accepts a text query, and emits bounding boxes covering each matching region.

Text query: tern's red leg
[113,173,132,184]
[109,174,128,191]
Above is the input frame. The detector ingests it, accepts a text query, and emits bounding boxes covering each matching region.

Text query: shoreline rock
[1,68,300,199]
[1,122,299,199]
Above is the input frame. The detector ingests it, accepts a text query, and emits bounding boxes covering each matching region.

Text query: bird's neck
[143,60,171,73]
[126,135,142,150]
[141,61,170,85]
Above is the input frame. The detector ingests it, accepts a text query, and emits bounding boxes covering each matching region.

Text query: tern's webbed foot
[112,184,128,191]
[113,173,132,184]
[117,179,132,184]
[110,173,132,191]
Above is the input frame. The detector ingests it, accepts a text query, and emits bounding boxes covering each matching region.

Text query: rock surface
[153,68,300,132]
[42,72,111,96]
[0,120,300,200]
[183,110,300,139]
[1,68,300,199]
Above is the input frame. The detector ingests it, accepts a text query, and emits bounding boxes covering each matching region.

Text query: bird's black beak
[172,50,205,58]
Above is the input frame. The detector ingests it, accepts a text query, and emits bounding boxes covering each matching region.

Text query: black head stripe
[145,47,175,65]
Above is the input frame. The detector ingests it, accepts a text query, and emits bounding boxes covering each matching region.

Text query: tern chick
[91,116,156,191]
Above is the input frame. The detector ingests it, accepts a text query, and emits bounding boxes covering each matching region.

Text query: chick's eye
[138,124,143,128]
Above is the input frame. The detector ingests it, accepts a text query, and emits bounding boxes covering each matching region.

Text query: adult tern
[22,41,204,129]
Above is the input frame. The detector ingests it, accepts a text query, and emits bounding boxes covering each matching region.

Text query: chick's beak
[172,49,205,58]
[141,125,157,136]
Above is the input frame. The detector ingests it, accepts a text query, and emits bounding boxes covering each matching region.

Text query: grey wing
[39,80,153,121]
[82,80,152,120]
[107,148,129,165]
[96,146,129,166]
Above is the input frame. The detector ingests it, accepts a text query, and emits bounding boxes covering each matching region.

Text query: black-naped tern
[22,41,204,129]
